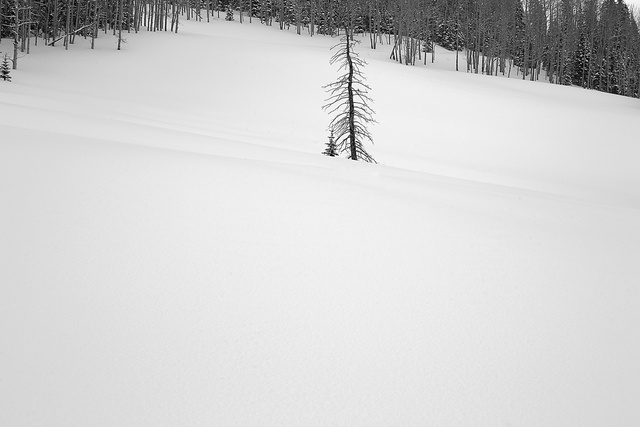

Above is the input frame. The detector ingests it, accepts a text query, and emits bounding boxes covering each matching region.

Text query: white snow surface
[1,18,639,426]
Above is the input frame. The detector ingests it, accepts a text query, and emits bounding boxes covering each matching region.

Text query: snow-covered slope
[1,17,639,426]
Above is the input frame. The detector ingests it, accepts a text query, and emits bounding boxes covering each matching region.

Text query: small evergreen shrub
[322,130,338,157]
[0,54,11,82]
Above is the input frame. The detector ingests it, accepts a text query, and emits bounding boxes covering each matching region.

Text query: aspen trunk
[117,0,123,50]
[13,0,19,69]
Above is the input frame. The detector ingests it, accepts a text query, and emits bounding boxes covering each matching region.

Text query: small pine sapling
[322,129,338,157]
[0,54,11,82]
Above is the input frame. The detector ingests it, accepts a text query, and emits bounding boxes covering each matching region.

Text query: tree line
[2,0,639,97]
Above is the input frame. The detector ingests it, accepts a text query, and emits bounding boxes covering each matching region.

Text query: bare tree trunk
[64,0,71,49]
[91,0,98,49]
[117,0,123,50]
[13,0,19,69]
[345,30,357,161]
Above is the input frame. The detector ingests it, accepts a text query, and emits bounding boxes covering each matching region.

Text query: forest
[1,0,639,98]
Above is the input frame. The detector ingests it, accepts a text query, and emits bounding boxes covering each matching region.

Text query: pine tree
[435,22,462,52]
[322,29,376,163]
[226,3,234,21]
[0,54,11,81]
[322,129,338,157]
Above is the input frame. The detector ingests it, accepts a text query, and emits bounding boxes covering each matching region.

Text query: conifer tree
[226,3,235,21]
[322,29,376,163]
[0,54,11,81]
[322,129,338,157]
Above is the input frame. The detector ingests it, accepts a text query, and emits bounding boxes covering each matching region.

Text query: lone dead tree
[322,28,377,163]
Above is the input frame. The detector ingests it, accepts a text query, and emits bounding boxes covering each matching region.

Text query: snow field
[1,16,639,426]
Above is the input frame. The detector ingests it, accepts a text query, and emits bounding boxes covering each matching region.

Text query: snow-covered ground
[1,17,639,426]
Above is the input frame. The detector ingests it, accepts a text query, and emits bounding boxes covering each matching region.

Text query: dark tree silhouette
[0,54,11,81]
[323,29,376,163]
[226,4,234,21]
[322,129,338,157]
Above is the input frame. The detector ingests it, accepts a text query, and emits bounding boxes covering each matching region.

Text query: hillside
[1,17,639,426]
